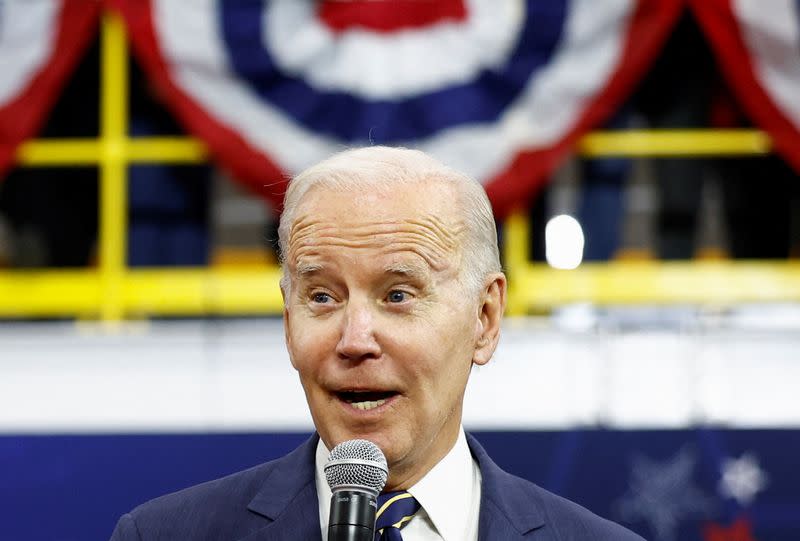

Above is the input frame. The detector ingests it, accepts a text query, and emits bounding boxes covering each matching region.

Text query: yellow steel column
[98,12,129,321]
[503,210,531,316]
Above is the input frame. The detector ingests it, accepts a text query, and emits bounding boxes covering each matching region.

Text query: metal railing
[1,12,798,321]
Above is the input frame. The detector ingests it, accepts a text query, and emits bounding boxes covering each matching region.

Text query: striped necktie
[374,491,421,540]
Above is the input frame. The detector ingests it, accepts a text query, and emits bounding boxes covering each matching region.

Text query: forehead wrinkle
[292,238,452,274]
[287,214,466,272]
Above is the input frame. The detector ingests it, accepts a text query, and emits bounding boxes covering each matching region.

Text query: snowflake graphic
[718,453,768,507]
[616,446,716,541]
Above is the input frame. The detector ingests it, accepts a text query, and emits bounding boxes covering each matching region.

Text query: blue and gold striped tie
[374,491,421,540]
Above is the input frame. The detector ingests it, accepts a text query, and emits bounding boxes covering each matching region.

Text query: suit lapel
[238,435,323,541]
[467,434,546,540]
[234,433,547,540]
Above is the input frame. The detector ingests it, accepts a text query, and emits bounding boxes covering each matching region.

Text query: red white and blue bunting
[692,0,800,174]
[112,0,681,215]
[0,0,99,177]
[4,1,800,216]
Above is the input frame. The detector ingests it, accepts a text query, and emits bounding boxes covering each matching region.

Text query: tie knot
[374,491,421,539]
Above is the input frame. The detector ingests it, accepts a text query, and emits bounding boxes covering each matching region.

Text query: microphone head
[324,439,388,495]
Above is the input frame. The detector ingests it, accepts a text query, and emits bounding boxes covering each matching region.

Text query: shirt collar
[314,438,333,537]
[315,428,480,541]
[407,428,480,541]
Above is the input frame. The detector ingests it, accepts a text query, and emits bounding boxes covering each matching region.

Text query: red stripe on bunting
[690,0,800,174]
[485,0,684,219]
[317,0,467,34]
[0,0,100,181]
[108,0,287,211]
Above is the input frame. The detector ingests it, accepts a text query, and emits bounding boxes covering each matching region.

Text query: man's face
[283,180,502,489]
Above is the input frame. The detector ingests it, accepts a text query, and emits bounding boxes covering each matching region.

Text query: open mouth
[336,390,398,411]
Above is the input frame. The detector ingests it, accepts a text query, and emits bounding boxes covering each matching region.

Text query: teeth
[351,399,387,411]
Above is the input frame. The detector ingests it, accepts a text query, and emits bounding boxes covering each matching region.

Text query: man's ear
[473,272,507,366]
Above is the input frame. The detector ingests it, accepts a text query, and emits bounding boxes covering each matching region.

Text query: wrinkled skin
[283,180,506,490]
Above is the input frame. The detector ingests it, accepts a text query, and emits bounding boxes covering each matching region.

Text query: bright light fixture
[545,214,584,270]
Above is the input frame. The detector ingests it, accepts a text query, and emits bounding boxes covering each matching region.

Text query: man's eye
[387,290,408,303]
[312,292,332,304]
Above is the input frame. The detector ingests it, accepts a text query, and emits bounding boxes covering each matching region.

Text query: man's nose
[336,301,381,361]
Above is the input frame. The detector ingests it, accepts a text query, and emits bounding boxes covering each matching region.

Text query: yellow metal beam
[16,140,102,166]
[578,129,772,157]
[503,210,530,316]
[126,138,208,163]
[514,261,800,308]
[1,264,798,318]
[0,268,283,318]
[499,211,800,312]
[124,268,284,315]
[13,129,773,168]
[0,271,102,317]
[98,12,129,322]
[15,137,209,166]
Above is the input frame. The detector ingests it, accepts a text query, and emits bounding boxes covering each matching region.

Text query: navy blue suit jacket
[110,434,645,540]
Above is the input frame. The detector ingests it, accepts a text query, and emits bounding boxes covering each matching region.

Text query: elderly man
[111,147,643,540]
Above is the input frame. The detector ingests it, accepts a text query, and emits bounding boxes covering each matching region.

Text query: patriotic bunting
[3,0,800,217]
[0,0,100,178]
[692,0,800,174]
[110,0,682,215]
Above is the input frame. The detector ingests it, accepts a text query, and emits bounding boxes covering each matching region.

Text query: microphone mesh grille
[324,439,388,492]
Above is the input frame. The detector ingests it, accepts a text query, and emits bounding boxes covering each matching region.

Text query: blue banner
[2,429,798,540]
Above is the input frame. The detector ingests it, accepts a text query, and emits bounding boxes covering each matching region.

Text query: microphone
[324,439,388,541]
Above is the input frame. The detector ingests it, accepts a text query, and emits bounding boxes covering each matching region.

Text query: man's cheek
[291,322,323,354]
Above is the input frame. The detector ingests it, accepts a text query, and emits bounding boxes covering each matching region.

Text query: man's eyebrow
[294,262,324,277]
[382,262,429,279]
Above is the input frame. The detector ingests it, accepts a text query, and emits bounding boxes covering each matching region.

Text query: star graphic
[718,453,768,507]
[703,517,759,541]
[615,446,715,541]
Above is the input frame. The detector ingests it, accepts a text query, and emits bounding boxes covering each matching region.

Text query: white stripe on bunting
[264,0,524,99]
[154,0,340,174]
[0,0,58,106]
[734,0,800,127]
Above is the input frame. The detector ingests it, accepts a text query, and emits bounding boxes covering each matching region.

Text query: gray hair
[278,146,501,296]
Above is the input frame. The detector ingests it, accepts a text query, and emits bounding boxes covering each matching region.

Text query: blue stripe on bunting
[218,0,567,142]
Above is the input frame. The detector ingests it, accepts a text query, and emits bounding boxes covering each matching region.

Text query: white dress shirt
[315,428,482,541]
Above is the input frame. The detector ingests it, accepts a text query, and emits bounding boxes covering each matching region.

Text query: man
[111,147,644,540]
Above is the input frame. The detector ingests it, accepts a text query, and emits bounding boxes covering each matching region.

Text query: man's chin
[318,427,424,489]
[322,427,401,460]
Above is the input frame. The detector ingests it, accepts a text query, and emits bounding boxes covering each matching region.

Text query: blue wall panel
[2,430,798,541]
